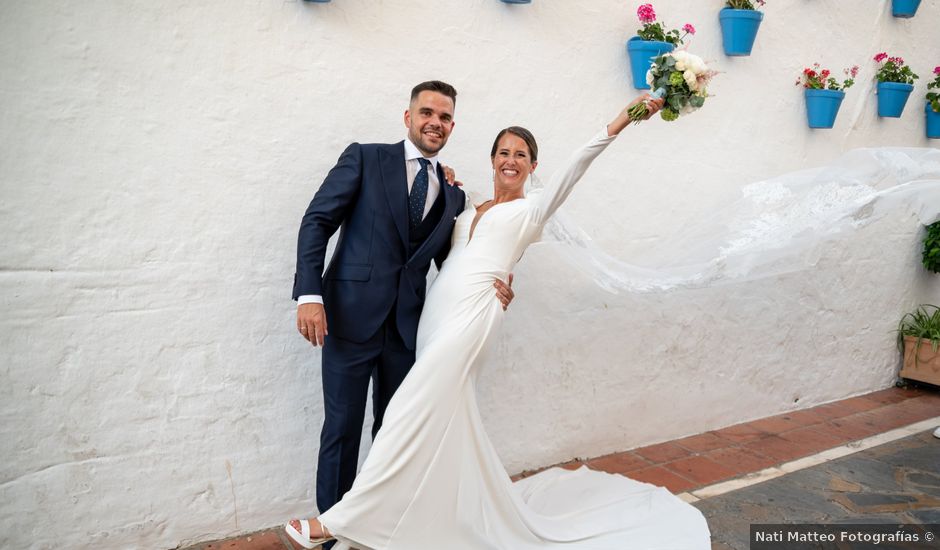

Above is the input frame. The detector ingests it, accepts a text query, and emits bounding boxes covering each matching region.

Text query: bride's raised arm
[532,94,662,225]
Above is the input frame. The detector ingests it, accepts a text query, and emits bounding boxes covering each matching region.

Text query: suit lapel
[380,142,409,248]
[410,164,460,261]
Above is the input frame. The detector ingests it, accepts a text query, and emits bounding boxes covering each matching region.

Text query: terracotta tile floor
[184,386,939,550]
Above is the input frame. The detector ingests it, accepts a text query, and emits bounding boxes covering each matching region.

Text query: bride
[286,95,711,550]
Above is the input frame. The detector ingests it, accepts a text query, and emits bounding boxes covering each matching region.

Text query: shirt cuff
[297,295,323,305]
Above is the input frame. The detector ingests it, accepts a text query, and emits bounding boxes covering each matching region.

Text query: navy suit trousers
[316,306,415,515]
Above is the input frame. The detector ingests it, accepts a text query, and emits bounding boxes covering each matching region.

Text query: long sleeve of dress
[531,127,617,226]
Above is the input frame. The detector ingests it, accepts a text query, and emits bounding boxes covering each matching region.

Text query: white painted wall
[1,1,938,548]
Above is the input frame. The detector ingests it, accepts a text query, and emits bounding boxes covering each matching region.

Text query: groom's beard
[410,124,449,156]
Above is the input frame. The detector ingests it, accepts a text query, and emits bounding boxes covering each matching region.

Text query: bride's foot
[285,518,333,549]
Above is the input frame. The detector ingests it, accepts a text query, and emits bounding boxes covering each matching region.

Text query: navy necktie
[409,158,431,229]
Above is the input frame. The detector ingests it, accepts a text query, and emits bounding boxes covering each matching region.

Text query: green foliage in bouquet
[649,53,705,121]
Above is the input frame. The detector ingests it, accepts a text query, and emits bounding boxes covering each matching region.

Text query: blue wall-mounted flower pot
[804,89,845,129]
[927,102,940,139]
[892,0,921,18]
[719,8,763,56]
[877,82,914,117]
[626,37,674,90]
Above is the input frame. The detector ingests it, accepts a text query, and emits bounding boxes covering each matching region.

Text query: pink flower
[889,56,904,65]
[756,0,766,5]
[637,3,656,24]
[874,52,888,62]
[682,23,696,35]
[848,65,859,78]
[934,66,940,75]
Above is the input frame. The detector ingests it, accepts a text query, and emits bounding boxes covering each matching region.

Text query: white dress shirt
[298,138,441,306]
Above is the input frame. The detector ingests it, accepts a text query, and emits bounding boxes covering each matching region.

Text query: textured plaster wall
[1,1,938,548]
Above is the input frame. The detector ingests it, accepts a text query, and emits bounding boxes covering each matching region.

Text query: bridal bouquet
[628,50,717,123]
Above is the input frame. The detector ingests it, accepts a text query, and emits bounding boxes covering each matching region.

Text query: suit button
[403,264,409,270]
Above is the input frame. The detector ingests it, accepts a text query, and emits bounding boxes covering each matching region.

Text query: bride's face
[491,134,537,190]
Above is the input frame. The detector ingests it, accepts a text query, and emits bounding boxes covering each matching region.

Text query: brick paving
[695,429,940,549]
[182,386,939,550]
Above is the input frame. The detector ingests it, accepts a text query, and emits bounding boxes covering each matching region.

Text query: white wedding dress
[317,129,710,550]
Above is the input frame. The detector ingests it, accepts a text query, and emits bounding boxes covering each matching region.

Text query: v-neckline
[467,198,523,244]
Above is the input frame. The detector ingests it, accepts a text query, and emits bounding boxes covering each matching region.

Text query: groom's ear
[403,109,412,128]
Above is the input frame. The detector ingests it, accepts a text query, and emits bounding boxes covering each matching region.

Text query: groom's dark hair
[411,80,457,106]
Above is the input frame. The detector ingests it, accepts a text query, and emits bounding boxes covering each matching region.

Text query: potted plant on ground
[719,0,765,56]
[874,52,919,118]
[926,66,940,139]
[796,63,858,129]
[627,4,695,89]
[897,304,940,386]
[892,0,921,18]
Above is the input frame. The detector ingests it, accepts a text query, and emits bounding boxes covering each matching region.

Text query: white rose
[683,69,698,91]
[671,51,689,71]
[687,53,707,75]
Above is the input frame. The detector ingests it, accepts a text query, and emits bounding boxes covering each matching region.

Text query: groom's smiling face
[404,91,455,157]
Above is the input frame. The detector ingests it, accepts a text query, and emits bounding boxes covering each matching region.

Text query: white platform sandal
[285,518,333,549]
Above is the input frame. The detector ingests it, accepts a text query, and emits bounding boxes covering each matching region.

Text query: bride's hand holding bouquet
[614,95,666,132]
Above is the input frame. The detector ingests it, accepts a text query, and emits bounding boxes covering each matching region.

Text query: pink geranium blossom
[873,51,918,84]
[796,62,857,91]
[634,4,693,46]
[929,67,940,113]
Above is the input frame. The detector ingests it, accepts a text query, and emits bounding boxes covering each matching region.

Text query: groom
[293,80,514,517]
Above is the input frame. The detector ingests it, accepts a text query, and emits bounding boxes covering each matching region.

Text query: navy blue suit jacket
[293,141,466,350]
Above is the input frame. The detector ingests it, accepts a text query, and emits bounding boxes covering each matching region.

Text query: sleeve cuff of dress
[599,126,619,142]
[297,295,324,305]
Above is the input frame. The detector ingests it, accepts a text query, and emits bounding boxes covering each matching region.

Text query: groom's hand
[494,273,514,311]
[298,303,328,347]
